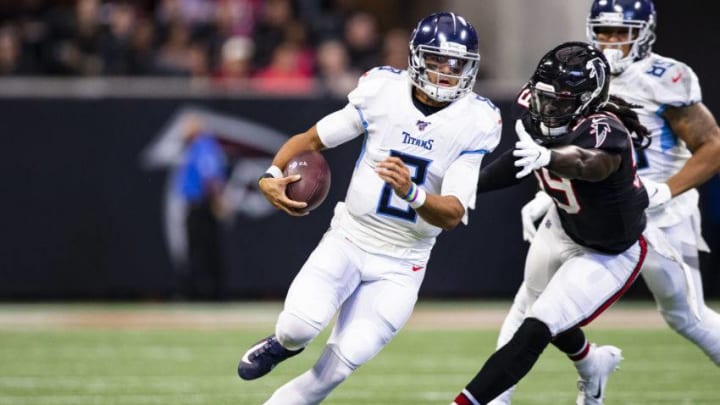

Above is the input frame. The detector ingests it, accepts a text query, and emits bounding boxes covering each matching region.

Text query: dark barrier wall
[0,95,718,300]
[0,97,533,299]
[0,97,343,299]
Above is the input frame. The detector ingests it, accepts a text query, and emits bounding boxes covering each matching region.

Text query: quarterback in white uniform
[237,12,502,404]
[500,1,720,405]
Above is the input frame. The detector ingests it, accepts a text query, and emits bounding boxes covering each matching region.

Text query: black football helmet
[408,12,480,102]
[586,0,656,74]
[526,41,610,140]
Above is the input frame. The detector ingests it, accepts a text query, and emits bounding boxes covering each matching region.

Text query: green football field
[0,301,718,405]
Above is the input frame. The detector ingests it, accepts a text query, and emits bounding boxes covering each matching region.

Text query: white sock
[572,343,595,378]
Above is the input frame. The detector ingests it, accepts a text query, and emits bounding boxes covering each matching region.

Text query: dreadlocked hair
[601,95,651,150]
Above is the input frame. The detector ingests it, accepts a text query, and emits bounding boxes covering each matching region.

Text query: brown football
[284,150,331,212]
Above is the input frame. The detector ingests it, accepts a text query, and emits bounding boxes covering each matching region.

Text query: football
[284,150,331,212]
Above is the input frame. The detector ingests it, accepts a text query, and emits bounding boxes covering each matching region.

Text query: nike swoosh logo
[241,340,267,364]
[412,265,423,272]
[672,73,682,83]
[592,377,603,400]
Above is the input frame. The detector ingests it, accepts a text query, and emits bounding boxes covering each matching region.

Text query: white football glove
[521,190,553,242]
[641,176,672,211]
[513,119,552,178]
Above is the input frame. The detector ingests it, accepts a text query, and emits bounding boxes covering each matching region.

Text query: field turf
[0,301,717,404]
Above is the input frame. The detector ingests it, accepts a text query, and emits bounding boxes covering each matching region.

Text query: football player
[506,1,720,403]
[238,12,503,404]
[450,42,654,405]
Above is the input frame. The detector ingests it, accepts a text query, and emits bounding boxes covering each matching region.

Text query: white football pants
[514,206,645,336]
[641,207,720,365]
[264,228,426,404]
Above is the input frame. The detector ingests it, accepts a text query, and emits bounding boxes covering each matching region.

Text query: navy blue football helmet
[408,12,480,102]
[527,42,610,139]
[586,0,656,74]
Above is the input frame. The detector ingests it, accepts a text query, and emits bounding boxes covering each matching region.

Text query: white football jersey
[611,53,701,181]
[318,67,502,261]
[611,53,702,227]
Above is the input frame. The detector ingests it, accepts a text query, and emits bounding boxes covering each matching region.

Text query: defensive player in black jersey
[450,42,651,405]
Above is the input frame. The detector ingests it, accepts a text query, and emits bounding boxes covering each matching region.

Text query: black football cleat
[238,334,304,380]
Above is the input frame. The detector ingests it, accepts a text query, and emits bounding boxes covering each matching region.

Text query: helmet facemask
[529,50,610,139]
[408,43,480,103]
[529,82,588,137]
[586,13,656,74]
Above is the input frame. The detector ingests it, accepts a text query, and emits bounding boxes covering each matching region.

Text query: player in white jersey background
[587,0,720,363]
[237,12,502,404]
[501,1,720,404]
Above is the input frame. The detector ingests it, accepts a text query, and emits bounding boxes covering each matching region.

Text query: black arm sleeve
[477,149,525,192]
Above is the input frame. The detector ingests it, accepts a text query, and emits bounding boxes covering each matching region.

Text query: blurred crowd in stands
[0,0,415,96]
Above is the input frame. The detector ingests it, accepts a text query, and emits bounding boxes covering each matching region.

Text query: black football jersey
[536,113,649,253]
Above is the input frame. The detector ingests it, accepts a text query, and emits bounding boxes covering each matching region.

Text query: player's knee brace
[275,311,321,351]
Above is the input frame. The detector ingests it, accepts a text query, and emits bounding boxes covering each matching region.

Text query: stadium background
[0,0,718,301]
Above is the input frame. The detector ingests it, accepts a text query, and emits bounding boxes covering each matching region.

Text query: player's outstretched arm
[477,150,524,191]
[545,145,621,181]
[512,119,620,181]
[664,102,720,196]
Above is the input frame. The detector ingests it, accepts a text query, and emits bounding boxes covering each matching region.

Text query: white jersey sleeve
[316,103,365,148]
[317,67,405,148]
[650,58,702,108]
[347,67,391,110]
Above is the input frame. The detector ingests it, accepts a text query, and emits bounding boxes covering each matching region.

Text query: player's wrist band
[401,183,417,200]
[258,165,283,185]
[409,188,426,209]
[265,165,283,178]
[403,182,427,209]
